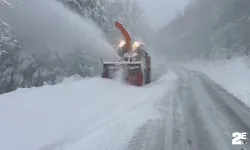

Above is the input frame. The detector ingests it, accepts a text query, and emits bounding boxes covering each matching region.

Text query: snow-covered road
[1,69,250,150]
[131,69,250,150]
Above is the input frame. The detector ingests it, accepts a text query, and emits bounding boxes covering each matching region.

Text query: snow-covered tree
[0,48,101,94]
[156,0,250,62]
[0,0,106,94]
[0,0,17,57]
[105,0,153,45]
[0,0,151,94]
[0,0,19,93]
[58,0,109,32]
[66,50,100,77]
[0,51,64,93]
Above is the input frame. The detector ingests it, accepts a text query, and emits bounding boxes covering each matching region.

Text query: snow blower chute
[101,21,151,86]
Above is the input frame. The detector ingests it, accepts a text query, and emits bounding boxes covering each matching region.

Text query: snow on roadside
[60,74,83,83]
[185,57,250,107]
[0,71,176,150]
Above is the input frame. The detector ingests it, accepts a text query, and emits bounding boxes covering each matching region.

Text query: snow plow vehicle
[101,21,151,86]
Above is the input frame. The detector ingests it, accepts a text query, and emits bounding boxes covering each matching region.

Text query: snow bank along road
[127,68,250,150]
[1,69,250,150]
[0,73,176,150]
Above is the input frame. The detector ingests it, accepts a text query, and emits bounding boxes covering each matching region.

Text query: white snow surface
[0,71,177,150]
[185,57,250,107]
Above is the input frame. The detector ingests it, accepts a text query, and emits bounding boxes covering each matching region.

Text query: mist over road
[127,68,250,150]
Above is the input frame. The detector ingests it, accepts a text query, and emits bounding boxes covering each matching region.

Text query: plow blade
[103,62,141,70]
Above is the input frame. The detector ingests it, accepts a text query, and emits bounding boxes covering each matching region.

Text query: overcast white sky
[137,0,189,29]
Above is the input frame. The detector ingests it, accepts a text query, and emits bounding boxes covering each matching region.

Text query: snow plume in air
[2,0,117,60]
[147,46,169,80]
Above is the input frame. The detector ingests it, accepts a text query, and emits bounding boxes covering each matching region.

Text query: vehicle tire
[145,68,151,84]
[137,71,144,86]
[101,71,109,78]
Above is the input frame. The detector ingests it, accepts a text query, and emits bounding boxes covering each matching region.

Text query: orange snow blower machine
[101,21,151,86]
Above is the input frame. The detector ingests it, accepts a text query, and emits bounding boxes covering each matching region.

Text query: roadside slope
[0,73,176,150]
[185,58,250,107]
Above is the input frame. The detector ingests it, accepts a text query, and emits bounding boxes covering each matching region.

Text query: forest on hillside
[157,0,250,62]
[1,0,250,94]
[0,0,152,94]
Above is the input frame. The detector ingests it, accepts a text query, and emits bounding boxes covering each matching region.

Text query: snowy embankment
[185,57,250,107]
[0,71,177,150]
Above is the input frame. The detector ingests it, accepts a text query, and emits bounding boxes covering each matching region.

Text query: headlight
[119,40,126,47]
[132,41,140,50]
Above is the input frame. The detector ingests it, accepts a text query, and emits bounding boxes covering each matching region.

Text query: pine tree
[105,0,153,44]
[0,0,106,94]
[58,0,108,32]
[0,51,64,94]
[0,0,17,57]
[67,50,99,77]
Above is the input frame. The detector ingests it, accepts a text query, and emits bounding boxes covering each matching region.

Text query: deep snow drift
[185,57,250,107]
[0,71,177,150]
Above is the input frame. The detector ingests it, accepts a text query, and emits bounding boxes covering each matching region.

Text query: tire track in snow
[125,119,153,150]
[124,69,250,150]
[176,69,250,150]
[125,88,175,150]
[176,76,218,150]
[172,92,187,150]
[199,76,250,149]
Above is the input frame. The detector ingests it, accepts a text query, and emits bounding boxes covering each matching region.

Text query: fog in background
[0,0,189,60]
[137,0,189,29]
